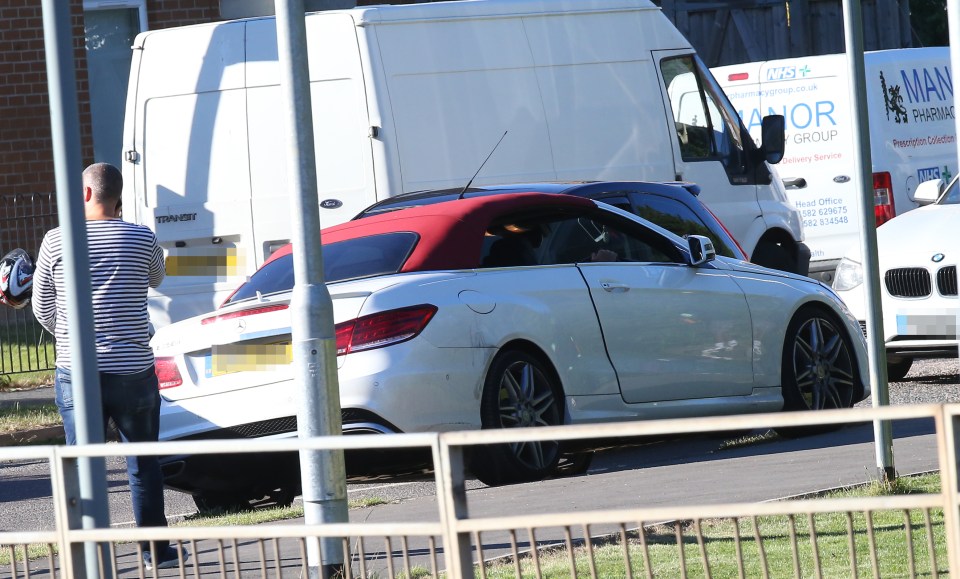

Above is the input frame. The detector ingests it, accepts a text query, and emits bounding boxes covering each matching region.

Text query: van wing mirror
[760,115,786,164]
[686,235,716,266]
[913,178,944,206]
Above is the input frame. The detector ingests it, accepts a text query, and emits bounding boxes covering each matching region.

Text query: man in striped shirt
[32,163,186,571]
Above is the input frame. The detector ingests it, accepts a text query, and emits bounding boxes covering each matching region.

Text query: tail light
[873,172,896,226]
[335,304,438,356]
[155,357,183,390]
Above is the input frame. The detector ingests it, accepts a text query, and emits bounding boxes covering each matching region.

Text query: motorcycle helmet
[0,248,35,309]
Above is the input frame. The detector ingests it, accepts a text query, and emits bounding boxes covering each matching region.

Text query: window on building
[83,1,147,167]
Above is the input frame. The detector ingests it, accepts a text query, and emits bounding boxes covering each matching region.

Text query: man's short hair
[82,163,123,205]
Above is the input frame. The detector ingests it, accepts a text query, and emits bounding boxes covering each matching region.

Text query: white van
[714,47,956,284]
[121,0,808,327]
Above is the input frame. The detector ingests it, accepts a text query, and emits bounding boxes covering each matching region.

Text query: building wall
[147,0,220,30]
[0,0,90,197]
[0,0,428,203]
[0,0,221,201]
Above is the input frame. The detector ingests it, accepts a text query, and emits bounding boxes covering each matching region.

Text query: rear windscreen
[224,232,419,305]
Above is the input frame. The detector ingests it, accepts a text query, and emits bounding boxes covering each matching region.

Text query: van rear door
[127,22,254,327]
[245,13,378,262]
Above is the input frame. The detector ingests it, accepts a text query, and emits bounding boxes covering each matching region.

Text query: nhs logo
[918,166,941,182]
[766,66,797,81]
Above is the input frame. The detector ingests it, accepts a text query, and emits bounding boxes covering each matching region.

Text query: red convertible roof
[267,193,597,272]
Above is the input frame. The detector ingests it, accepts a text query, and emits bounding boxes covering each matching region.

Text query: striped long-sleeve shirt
[32,219,165,374]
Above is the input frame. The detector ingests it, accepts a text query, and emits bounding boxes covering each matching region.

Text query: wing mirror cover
[913,178,944,206]
[687,235,716,266]
[760,115,786,164]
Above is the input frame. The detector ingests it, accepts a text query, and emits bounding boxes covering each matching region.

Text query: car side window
[479,210,685,268]
[541,214,682,265]
[629,193,736,258]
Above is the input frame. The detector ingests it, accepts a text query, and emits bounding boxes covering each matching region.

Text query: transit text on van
[157,213,198,224]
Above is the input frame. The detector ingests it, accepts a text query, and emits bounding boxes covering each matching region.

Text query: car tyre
[193,492,253,514]
[554,451,593,477]
[471,350,563,486]
[777,306,858,438]
[887,357,913,382]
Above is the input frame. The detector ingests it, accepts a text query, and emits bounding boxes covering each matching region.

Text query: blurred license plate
[204,343,293,378]
[896,313,958,337]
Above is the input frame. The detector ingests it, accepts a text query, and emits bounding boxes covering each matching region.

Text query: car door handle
[600,282,629,293]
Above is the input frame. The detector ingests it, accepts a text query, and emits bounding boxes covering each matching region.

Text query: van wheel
[887,357,913,382]
[751,240,798,274]
[471,350,563,486]
[776,306,857,438]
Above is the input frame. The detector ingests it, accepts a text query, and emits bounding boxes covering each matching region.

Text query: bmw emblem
[932,253,946,263]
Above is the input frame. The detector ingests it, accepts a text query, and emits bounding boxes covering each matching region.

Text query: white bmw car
[152,192,868,509]
[834,177,959,380]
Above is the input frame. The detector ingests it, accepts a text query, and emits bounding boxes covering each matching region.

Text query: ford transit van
[714,47,955,284]
[122,0,808,327]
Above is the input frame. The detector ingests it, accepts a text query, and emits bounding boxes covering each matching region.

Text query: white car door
[543,212,755,404]
[579,263,755,403]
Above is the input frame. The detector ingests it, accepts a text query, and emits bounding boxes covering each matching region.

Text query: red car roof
[267,192,597,272]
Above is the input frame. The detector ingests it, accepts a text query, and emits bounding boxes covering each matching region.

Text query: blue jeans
[55,366,169,553]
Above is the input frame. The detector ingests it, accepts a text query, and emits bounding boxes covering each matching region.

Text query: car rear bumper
[158,410,426,495]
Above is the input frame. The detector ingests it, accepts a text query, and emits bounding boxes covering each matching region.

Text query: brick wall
[147,0,220,31]
[0,0,222,202]
[0,0,91,197]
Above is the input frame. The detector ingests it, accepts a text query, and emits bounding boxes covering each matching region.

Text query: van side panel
[865,49,956,208]
[375,18,557,189]
[716,48,955,280]
[132,22,255,325]
[523,10,676,180]
[246,15,373,258]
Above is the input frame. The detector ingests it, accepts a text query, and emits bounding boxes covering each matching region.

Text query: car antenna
[459,130,508,199]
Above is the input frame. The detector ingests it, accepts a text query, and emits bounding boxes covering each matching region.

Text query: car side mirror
[687,235,716,266]
[913,178,943,206]
[760,115,786,164]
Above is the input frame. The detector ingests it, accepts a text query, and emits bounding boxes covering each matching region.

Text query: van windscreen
[224,232,419,305]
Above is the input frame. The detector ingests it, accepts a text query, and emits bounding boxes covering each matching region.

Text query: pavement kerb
[0,384,63,446]
[0,424,65,446]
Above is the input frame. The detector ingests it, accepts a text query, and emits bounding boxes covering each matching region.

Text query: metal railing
[0,193,58,377]
[2,403,960,578]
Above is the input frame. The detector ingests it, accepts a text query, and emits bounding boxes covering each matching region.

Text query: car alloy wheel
[472,350,563,485]
[778,307,858,437]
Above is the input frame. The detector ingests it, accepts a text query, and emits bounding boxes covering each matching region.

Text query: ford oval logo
[320,199,343,209]
[833,175,851,184]
[932,253,946,263]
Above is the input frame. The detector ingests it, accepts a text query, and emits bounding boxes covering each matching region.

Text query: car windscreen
[224,232,418,305]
